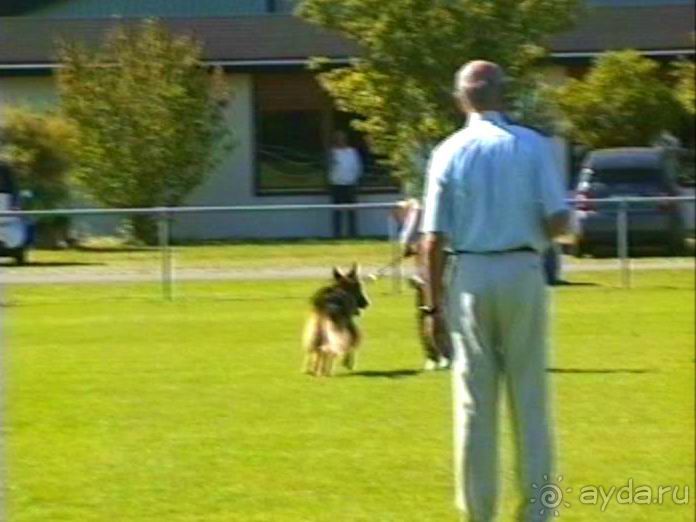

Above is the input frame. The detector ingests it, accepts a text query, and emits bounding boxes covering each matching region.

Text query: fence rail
[1,196,694,298]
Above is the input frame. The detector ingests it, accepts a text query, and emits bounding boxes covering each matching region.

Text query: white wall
[0,76,58,123]
[0,73,401,240]
[174,73,399,240]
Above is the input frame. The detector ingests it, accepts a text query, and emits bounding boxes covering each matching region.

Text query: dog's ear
[333,267,344,280]
[347,263,359,279]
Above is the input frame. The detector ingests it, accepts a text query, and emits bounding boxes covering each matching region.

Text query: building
[0,0,693,239]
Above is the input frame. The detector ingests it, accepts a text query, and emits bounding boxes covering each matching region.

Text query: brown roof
[0,15,359,67]
[0,4,693,69]
[551,3,695,55]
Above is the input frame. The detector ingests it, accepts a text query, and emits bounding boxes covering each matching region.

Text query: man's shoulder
[432,128,473,158]
[503,117,552,141]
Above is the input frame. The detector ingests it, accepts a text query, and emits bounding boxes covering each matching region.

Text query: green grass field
[2,239,693,273]
[3,269,694,521]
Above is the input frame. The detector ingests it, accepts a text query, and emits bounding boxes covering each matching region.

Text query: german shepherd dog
[302,264,370,377]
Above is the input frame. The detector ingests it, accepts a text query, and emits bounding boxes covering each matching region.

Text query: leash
[366,255,407,282]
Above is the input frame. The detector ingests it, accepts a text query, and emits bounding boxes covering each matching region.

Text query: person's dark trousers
[543,244,560,285]
[330,184,358,238]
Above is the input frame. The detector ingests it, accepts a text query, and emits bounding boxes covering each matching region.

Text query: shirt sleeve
[420,147,453,236]
[399,205,420,245]
[536,137,569,217]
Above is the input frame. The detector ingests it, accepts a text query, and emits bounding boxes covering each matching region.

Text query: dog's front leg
[303,350,317,375]
[322,353,336,377]
[313,351,325,377]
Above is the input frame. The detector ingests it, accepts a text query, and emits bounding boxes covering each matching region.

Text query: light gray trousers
[447,252,553,522]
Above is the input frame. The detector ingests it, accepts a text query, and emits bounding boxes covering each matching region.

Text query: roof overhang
[550,48,695,59]
[0,56,356,72]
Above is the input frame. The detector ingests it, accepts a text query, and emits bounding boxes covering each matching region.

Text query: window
[254,73,399,195]
[257,110,326,192]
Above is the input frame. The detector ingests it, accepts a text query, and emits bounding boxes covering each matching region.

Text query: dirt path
[0,258,693,285]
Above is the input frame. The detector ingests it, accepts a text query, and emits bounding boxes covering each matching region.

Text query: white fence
[1,196,694,298]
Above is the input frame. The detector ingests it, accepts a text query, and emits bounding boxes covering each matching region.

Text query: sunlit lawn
[3,269,694,521]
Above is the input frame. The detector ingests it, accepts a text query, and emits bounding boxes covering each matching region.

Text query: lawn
[3,269,694,521]
[1,240,398,271]
[1,239,693,274]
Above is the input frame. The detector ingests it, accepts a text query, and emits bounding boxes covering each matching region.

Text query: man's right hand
[423,311,448,351]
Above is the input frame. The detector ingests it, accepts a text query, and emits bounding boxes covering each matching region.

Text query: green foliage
[554,50,682,149]
[57,20,231,242]
[673,60,695,117]
[300,0,581,186]
[0,106,76,209]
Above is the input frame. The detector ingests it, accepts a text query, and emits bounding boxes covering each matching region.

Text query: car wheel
[667,235,685,257]
[14,248,27,266]
[667,217,686,256]
[572,239,589,258]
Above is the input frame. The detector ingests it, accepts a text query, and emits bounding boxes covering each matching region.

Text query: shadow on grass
[75,246,155,253]
[551,281,601,287]
[547,368,657,375]
[10,261,107,268]
[341,369,423,379]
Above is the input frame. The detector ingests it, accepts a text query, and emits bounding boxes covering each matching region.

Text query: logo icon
[529,475,573,517]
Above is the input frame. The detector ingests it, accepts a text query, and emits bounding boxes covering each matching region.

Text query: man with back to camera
[328,130,363,238]
[419,61,570,521]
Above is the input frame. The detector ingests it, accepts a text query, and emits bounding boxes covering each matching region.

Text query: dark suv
[573,148,690,256]
[0,161,32,264]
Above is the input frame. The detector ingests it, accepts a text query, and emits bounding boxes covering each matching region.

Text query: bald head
[454,60,506,112]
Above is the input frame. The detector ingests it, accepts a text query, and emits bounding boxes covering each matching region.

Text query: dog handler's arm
[422,232,447,310]
[545,210,571,240]
[419,144,452,315]
[537,137,571,240]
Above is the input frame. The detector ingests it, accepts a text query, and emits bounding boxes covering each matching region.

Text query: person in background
[328,131,363,238]
[543,243,563,286]
[395,197,452,370]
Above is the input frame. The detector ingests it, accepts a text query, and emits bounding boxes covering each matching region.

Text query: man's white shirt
[330,147,363,186]
[421,111,568,253]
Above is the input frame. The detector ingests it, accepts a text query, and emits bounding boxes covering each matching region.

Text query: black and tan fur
[302,264,369,377]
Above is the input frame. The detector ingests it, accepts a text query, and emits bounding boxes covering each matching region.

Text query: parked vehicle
[673,149,695,239]
[0,162,33,265]
[572,148,691,257]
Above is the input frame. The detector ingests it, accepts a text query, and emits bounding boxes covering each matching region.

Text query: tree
[299,0,581,191]
[673,60,695,117]
[57,20,231,243]
[554,50,682,149]
[672,60,695,148]
[0,107,77,246]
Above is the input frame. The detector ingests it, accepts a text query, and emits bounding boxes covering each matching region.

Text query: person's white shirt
[330,147,363,186]
[421,111,568,253]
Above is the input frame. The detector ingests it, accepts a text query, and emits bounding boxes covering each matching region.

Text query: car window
[591,168,663,186]
[675,151,695,188]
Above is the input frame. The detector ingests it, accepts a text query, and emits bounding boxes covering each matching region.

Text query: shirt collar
[466,111,506,127]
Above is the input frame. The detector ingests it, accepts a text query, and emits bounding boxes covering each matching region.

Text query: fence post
[388,213,402,294]
[617,198,631,289]
[158,212,173,301]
